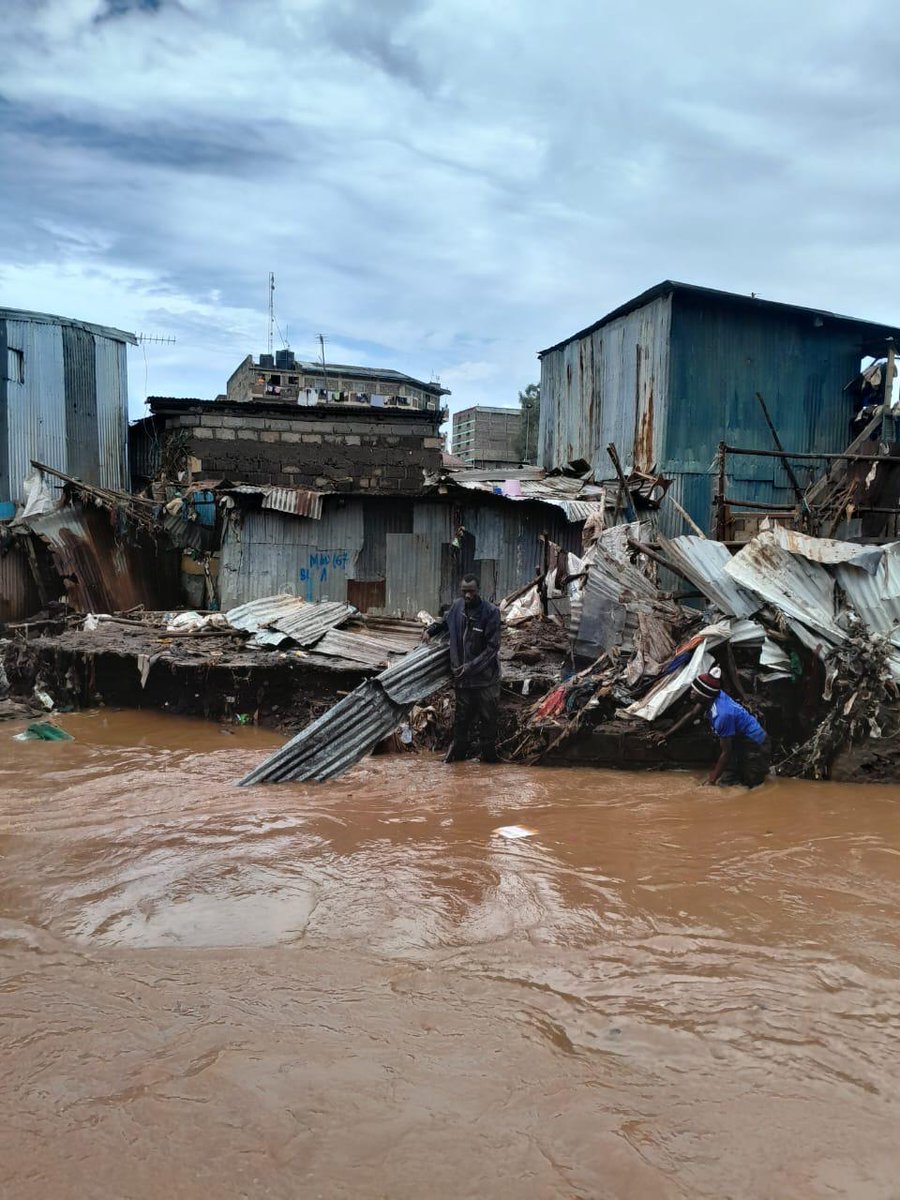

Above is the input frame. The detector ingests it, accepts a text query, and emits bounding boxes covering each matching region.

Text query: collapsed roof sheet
[724,535,843,643]
[659,536,760,618]
[239,642,452,784]
[308,628,412,669]
[225,595,355,647]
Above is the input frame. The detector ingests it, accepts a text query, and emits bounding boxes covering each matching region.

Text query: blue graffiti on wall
[299,550,350,599]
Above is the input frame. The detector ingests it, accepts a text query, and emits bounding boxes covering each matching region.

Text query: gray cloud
[1,0,899,418]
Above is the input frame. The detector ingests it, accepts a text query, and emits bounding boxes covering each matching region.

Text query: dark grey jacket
[429,597,501,688]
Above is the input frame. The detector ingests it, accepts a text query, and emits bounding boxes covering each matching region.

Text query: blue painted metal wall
[663,292,860,530]
[541,287,870,538]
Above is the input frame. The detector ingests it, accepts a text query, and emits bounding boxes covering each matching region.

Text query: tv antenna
[318,333,329,393]
[136,334,176,345]
[267,272,275,356]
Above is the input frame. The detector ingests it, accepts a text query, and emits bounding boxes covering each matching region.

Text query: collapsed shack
[243,517,900,784]
[497,521,900,782]
[0,591,573,745]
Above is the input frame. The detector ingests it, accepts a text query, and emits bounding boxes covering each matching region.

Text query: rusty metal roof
[306,627,412,669]
[0,307,137,344]
[239,681,402,784]
[377,642,451,705]
[539,280,900,357]
[223,484,325,519]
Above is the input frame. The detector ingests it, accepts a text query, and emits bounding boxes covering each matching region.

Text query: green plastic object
[23,722,73,741]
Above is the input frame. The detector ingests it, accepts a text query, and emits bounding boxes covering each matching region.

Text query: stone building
[132,395,446,494]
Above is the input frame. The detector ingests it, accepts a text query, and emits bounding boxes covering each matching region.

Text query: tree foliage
[516,382,540,463]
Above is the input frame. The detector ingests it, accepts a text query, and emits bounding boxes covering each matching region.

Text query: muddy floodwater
[3,712,900,1199]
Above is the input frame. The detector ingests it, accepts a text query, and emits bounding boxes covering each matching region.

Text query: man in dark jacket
[425,574,502,762]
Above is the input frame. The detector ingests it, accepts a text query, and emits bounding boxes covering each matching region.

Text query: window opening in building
[7,348,24,384]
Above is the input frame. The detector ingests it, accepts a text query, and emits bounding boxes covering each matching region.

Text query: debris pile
[495,521,900,780]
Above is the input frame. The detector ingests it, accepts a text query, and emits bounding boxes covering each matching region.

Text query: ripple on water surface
[2,709,900,1199]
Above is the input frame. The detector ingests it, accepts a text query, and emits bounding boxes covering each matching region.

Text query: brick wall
[153,403,443,492]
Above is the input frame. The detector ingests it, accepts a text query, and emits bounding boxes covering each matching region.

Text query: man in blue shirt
[425,574,502,763]
[659,667,770,787]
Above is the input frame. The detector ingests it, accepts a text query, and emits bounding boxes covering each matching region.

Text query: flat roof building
[226,352,449,413]
[452,405,523,469]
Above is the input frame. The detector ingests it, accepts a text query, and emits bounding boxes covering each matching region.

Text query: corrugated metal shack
[538,281,900,536]
[219,489,588,614]
[0,308,136,509]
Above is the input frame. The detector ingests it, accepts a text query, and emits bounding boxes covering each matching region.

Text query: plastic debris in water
[493,825,537,839]
[17,722,73,742]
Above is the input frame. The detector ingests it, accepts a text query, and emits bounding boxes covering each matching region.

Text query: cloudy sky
[1,0,898,421]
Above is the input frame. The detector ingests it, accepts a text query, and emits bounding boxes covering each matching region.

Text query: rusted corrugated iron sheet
[2,315,131,507]
[309,627,412,669]
[240,681,402,784]
[220,495,584,617]
[0,540,41,622]
[538,293,671,480]
[218,506,363,608]
[262,487,323,518]
[224,484,324,518]
[377,641,451,705]
[26,503,176,613]
[95,337,130,491]
[659,535,760,618]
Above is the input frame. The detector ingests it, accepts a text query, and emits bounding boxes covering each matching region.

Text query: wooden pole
[714,441,727,541]
[665,492,707,538]
[606,443,636,521]
[881,340,896,445]
[755,392,810,522]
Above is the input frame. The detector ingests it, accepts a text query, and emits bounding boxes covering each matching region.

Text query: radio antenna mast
[318,333,329,394]
[267,272,275,356]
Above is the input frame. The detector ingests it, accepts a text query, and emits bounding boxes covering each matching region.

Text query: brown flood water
[3,711,900,1199]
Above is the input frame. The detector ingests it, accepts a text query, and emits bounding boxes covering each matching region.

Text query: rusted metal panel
[239,642,452,784]
[659,535,760,618]
[63,325,100,482]
[309,627,412,668]
[384,532,442,615]
[220,494,586,617]
[26,503,177,613]
[539,294,671,480]
[261,487,324,518]
[2,314,131,506]
[539,281,892,536]
[347,578,386,612]
[0,540,41,621]
[240,680,403,785]
[218,504,364,608]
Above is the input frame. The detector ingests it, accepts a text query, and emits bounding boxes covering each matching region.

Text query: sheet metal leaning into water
[239,641,452,785]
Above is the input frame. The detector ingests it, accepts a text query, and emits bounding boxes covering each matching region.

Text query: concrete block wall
[164,407,442,492]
